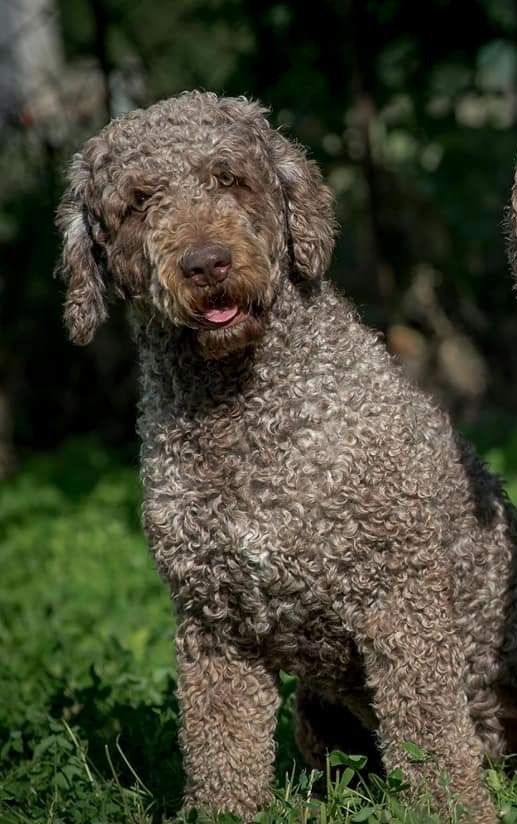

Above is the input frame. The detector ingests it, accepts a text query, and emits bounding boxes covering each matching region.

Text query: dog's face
[57,92,335,359]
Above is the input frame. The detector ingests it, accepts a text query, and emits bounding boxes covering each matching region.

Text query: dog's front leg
[358,576,495,824]
[176,615,280,820]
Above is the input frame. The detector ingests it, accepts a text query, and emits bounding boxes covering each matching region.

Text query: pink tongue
[204,305,239,324]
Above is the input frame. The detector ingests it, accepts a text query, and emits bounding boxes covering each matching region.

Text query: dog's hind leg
[358,561,496,824]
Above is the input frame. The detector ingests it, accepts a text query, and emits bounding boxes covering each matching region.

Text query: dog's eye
[217,171,236,187]
[133,190,151,209]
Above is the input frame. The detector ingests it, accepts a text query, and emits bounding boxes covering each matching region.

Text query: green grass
[3,434,517,822]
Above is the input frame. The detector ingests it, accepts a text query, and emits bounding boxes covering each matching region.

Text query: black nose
[181,243,232,286]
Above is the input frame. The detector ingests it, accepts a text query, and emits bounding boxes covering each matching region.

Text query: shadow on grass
[17,437,139,505]
[45,670,183,821]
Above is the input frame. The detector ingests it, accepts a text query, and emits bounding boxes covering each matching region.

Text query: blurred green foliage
[0,439,180,821]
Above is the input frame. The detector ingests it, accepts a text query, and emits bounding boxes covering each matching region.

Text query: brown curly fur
[56,91,517,823]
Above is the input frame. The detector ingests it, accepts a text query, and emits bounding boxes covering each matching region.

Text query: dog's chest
[143,399,360,658]
[149,395,356,555]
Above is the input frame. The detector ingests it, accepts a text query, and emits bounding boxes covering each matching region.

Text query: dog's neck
[136,275,326,416]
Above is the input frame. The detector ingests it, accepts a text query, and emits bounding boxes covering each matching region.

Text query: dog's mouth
[194,291,256,330]
[201,304,248,328]
[185,290,270,359]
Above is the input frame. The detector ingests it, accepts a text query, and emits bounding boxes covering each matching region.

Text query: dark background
[1,0,517,467]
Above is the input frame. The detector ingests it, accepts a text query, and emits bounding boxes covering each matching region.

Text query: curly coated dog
[56,91,517,822]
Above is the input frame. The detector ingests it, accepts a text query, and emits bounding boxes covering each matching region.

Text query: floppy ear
[55,153,108,345]
[270,132,336,280]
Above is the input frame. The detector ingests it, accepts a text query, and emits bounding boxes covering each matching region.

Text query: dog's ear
[270,132,336,280]
[55,152,108,345]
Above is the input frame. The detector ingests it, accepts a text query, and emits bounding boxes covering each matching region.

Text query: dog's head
[56,92,336,359]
